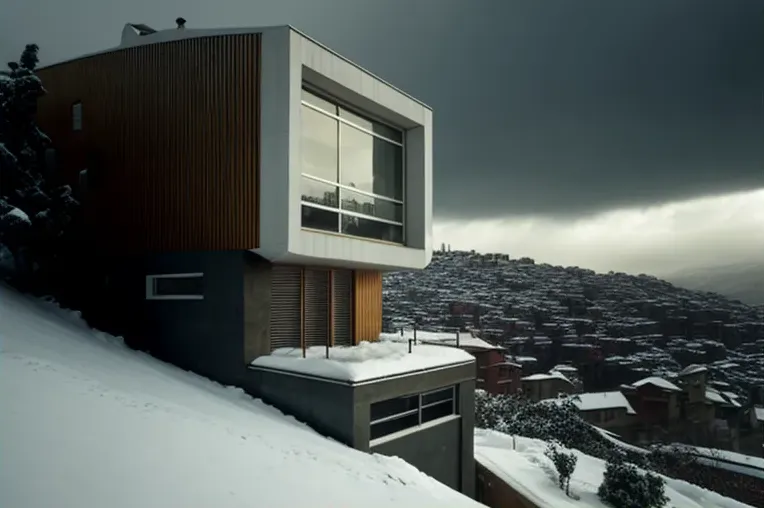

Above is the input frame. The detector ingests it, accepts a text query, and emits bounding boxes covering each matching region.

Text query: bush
[545,441,578,496]
[474,391,644,465]
[597,459,668,508]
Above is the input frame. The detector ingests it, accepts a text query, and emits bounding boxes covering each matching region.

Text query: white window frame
[145,272,204,301]
[72,101,83,131]
[299,86,406,244]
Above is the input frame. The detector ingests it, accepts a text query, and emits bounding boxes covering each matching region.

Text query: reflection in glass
[339,107,403,143]
[340,188,402,223]
[301,105,338,183]
[301,89,337,115]
[341,214,403,244]
[302,205,339,233]
[301,177,339,208]
[340,123,403,201]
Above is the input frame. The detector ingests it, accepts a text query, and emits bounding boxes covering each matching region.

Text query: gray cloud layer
[3,0,763,219]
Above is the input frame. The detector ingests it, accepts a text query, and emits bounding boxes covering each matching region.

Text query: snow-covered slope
[0,285,482,508]
[474,430,754,508]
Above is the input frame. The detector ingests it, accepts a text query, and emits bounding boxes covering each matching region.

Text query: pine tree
[0,43,80,294]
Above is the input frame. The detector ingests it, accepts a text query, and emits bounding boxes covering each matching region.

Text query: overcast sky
[2,0,762,274]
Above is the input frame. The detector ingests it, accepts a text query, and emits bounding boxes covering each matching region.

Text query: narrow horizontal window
[370,394,419,423]
[369,386,458,441]
[146,273,204,300]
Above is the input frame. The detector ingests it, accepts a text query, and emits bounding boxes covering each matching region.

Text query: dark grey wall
[243,252,272,363]
[142,250,247,386]
[371,417,461,491]
[103,250,262,387]
[354,362,475,497]
[245,368,356,446]
[242,362,476,499]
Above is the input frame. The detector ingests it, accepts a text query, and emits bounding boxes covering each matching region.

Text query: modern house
[35,21,475,496]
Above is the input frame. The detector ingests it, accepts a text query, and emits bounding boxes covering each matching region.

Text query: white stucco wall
[257,27,433,272]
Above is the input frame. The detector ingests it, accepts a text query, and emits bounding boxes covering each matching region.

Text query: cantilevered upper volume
[38,23,433,272]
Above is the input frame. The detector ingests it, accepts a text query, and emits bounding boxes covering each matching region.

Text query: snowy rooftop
[474,430,752,508]
[0,285,481,508]
[631,376,683,392]
[679,364,708,377]
[572,391,636,414]
[381,329,501,351]
[250,339,474,383]
[521,371,572,384]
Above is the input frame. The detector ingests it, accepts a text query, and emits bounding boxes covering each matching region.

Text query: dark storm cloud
[2,0,762,219]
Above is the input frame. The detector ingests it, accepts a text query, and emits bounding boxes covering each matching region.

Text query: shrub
[597,458,668,508]
[545,441,578,496]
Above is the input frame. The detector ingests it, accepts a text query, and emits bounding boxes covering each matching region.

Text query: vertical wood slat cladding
[303,269,330,348]
[332,270,352,347]
[353,270,383,344]
[35,34,260,253]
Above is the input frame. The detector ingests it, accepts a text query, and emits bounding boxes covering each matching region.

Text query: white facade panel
[256,26,433,271]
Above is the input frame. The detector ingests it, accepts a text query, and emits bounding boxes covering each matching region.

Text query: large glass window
[300,87,405,244]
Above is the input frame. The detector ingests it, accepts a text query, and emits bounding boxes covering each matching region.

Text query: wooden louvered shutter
[303,268,329,349]
[270,265,301,351]
[332,269,352,347]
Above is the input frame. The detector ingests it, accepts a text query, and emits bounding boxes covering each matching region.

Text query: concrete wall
[244,368,356,446]
[372,417,461,490]
[257,26,433,271]
[476,462,540,508]
[245,361,476,498]
[353,362,475,497]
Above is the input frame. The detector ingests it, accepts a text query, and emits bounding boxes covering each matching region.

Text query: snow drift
[0,285,482,508]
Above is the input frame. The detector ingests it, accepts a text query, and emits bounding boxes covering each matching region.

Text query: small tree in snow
[597,457,668,508]
[545,440,578,496]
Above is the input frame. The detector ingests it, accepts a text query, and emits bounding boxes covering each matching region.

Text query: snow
[658,444,764,479]
[2,205,31,224]
[572,391,636,414]
[522,370,572,384]
[679,364,708,376]
[251,339,473,383]
[631,376,683,392]
[380,329,501,351]
[0,285,482,508]
[474,430,754,508]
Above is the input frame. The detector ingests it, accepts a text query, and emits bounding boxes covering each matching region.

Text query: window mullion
[336,115,342,233]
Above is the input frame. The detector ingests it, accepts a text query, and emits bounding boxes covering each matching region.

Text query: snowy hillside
[0,285,483,508]
[474,430,755,508]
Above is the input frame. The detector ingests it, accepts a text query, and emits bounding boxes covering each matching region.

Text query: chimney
[176,17,187,30]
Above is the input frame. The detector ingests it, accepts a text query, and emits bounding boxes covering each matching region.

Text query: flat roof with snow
[573,391,636,414]
[250,339,474,384]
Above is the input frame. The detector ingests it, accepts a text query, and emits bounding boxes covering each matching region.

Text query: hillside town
[383,249,764,459]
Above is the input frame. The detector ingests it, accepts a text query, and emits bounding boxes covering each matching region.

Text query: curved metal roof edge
[38,24,431,111]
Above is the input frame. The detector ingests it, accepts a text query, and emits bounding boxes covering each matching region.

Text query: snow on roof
[550,364,578,373]
[251,339,474,383]
[521,371,572,384]
[380,330,501,351]
[573,392,636,415]
[631,376,683,392]
[679,364,708,377]
[658,444,764,480]
[0,286,481,508]
[474,430,749,508]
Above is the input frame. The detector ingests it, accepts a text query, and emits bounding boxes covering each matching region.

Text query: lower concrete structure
[246,360,476,497]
